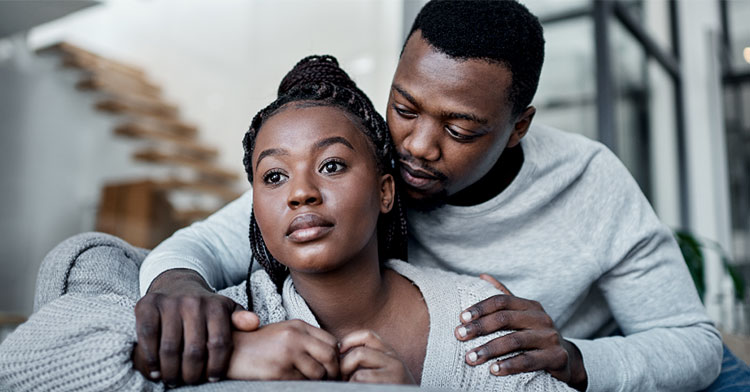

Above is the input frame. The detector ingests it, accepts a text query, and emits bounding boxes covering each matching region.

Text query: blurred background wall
[1,0,748,353]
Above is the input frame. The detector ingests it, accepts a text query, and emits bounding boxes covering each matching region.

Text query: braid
[243,55,408,295]
[278,55,356,97]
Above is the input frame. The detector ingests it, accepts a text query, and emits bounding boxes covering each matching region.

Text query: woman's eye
[320,160,346,174]
[263,171,287,184]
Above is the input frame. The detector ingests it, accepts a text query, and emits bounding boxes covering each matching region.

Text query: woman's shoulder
[385,259,502,309]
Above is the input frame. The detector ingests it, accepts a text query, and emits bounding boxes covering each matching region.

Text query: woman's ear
[379,174,395,214]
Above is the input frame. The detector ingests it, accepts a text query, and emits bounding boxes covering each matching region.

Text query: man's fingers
[455,310,552,340]
[134,299,161,380]
[158,304,183,386]
[206,306,235,382]
[460,294,542,324]
[231,310,260,332]
[479,274,512,295]
[180,301,208,385]
[490,349,569,377]
[339,330,389,354]
[466,330,558,366]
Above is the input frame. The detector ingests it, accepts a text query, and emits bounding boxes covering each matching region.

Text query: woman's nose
[286,175,322,208]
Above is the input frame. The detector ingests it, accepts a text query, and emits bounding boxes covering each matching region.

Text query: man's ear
[379,174,395,214]
[507,106,536,148]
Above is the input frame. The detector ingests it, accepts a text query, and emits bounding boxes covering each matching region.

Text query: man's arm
[134,189,257,384]
[456,147,723,391]
[139,189,253,296]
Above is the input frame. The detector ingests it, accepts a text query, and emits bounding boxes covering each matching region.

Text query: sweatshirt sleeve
[570,147,723,392]
[139,190,254,296]
[0,293,163,392]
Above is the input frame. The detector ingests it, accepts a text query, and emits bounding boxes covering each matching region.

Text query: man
[135,1,723,390]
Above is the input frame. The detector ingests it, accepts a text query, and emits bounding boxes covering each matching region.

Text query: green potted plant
[674,230,745,302]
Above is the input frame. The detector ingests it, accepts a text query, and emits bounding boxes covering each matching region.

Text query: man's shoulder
[525,123,606,164]
[524,123,628,186]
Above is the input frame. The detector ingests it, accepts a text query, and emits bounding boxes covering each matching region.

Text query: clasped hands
[133,270,586,390]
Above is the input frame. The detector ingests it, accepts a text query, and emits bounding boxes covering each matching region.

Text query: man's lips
[400,162,440,190]
[286,213,334,243]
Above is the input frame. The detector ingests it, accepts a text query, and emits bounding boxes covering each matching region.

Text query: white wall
[28,0,404,175]
[0,0,403,315]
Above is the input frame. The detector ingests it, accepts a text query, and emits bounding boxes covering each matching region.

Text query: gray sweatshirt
[140,123,723,391]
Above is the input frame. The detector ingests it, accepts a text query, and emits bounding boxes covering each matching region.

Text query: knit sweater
[278,259,574,391]
[0,233,279,392]
[0,233,571,391]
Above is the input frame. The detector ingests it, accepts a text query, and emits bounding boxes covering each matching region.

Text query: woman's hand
[339,330,416,385]
[228,319,340,381]
[133,269,259,386]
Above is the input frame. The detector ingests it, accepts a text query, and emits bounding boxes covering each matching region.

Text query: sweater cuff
[138,253,218,296]
[567,337,628,392]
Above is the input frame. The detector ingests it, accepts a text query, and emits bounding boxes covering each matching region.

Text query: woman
[225,55,573,391]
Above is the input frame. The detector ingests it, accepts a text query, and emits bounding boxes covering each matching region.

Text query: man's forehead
[393,33,512,120]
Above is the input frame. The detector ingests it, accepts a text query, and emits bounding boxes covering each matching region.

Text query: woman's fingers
[301,322,339,348]
[340,346,391,379]
[339,329,389,355]
[301,333,340,380]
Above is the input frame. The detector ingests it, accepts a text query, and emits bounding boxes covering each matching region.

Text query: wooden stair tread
[40,42,147,80]
[154,178,242,201]
[127,115,198,138]
[77,72,162,99]
[133,149,240,182]
[115,123,218,159]
[96,95,178,118]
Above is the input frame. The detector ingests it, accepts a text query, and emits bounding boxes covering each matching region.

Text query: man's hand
[227,319,340,381]
[133,269,259,386]
[339,330,416,385]
[454,274,588,391]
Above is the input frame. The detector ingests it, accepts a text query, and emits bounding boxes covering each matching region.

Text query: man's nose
[401,118,441,162]
[287,175,322,208]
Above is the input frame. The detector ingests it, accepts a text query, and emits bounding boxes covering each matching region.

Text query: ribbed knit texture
[0,234,284,392]
[279,260,575,391]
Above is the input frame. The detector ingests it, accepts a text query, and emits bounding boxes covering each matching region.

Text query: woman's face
[251,104,394,274]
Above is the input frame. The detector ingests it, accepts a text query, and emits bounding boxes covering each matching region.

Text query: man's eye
[320,160,346,174]
[445,126,475,142]
[263,171,287,184]
[392,104,417,118]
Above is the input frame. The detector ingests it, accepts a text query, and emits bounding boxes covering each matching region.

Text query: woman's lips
[286,213,334,243]
[400,164,439,190]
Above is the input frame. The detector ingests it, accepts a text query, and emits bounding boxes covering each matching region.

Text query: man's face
[387,31,528,208]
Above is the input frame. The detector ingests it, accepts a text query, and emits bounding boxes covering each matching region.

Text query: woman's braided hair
[243,55,408,307]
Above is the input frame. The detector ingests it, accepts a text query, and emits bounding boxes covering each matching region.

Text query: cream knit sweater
[0,233,572,391]
[278,260,574,391]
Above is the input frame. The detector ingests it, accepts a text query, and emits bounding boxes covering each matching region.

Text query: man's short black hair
[406,0,545,117]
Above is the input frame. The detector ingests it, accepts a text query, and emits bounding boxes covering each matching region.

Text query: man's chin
[403,188,449,212]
